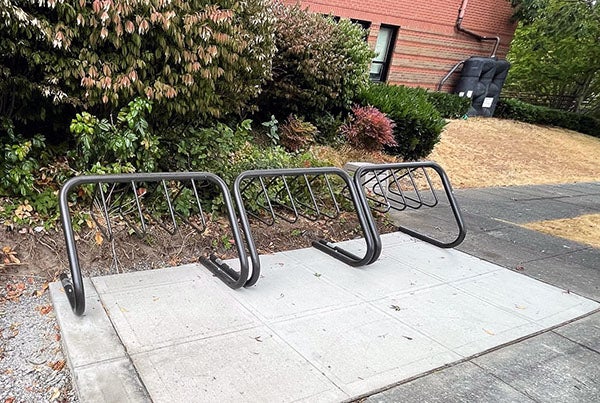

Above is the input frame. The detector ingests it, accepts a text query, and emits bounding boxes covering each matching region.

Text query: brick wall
[281,0,518,91]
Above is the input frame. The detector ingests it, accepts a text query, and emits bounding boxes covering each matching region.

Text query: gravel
[0,277,78,403]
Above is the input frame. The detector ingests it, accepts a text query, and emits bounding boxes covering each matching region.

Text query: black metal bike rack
[58,172,255,316]
[233,167,381,286]
[353,162,466,248]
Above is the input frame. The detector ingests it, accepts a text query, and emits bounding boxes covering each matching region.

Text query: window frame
[370,24,398,82]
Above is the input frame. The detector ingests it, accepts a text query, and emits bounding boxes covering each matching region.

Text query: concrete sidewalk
[50,182,600,402]
[366,181,600,402]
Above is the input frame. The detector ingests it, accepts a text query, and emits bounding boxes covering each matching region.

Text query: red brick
[282,0,517,90]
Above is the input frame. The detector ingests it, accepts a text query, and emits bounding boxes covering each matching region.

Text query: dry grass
[314,117,600,247]
[429,117,600,188]
[522,214,600,249]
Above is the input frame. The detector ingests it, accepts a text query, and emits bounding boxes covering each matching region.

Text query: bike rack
[58,172,255,316]
[353,162,466,248]
[233,167,381,286]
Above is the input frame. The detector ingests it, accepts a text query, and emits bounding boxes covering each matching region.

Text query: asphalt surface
[365,182,600,402]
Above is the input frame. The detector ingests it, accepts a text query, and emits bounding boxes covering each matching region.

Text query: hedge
[495,98,600,138]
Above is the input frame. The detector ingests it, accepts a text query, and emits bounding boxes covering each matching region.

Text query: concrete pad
[133,326,346,402]
[50,280,149,402]
[385,240,502,282]
[73,357,150,403]
[270,303,459,397]
[92,266,260,354]
[514,256,600,301]
[376,285,542,357]
[49,280,126,368]
[51,233,600,402]
[453,270,600,328]
[473,332,600,401]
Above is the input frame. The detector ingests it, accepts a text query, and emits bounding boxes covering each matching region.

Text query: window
[370,25,398,82]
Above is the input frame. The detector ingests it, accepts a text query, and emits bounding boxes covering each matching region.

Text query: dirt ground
[1,117,599,284]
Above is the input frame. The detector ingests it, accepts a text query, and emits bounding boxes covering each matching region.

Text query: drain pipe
[456,0,500,58]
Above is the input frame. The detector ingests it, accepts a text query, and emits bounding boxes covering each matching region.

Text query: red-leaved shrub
[340,106,396,151]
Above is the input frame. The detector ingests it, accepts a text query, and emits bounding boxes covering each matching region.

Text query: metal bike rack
[233,167,381,286]
[59,172,255,316]
[353,162,466,248]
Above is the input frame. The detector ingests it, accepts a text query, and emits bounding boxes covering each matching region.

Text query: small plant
[69,98,161,173]
[0,118,47,197]
[340,106,397,151]
[279,115,318,152]
[359,84,446,160]
[261,115,280,145]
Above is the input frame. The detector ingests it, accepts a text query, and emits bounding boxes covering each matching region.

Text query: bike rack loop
[233,167,381,286]
[59,172,255,316]
[353,161,466,249]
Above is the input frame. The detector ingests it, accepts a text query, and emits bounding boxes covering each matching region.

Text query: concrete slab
[473,332,600,401]
[133,326,346,402]
[363,361,535,403]
[51,233,600,402]
[270,303,460,397]
[49,280,149,403]
[515,256,600,301]
[555,312,600,351]
[376,285,542,357]
[453,270,599,328]
[92,265,260,354]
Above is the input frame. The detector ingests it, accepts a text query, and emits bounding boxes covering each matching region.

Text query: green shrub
[69,98,160,173]
[1,0,276,134]
[495,98,600,137]
[340,105,396,151]
[358,84,446,160]
[312,112,346,146]
[259,3,373,119]
[0,118,47,197]
[426,91,471,119]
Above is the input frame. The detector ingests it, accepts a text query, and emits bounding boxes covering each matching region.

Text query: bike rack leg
[354,162,466,249]
[234,168,381,274]
[58,172,255,316]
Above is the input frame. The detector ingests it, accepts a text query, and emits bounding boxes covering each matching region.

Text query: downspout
[456,0,500,58]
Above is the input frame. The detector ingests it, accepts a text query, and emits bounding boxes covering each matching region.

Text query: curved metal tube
[354,162,466,249]
[234,167,380,285]
[59,172,252,316]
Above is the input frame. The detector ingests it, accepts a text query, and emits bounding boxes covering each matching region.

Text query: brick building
[282,0,518,92]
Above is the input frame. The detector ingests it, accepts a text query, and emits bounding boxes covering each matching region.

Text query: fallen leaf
[49,387,60,401]
[515,265,525,271]
[39,305,53,315]
[483,328,495,335]
[5,397,15,403]
[515,304,526,310]
[94,231,104,245]
[49,360,65,371]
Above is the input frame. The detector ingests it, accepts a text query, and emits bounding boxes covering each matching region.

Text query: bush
[340,106,396,151]
[358,84,446,160]
[258,3,373,119]
[426,91,471,119]
[312,112,345,146]
[495,98,600,138]
[279,115,318,152]
[69,98,160,173]
[1,0,276,133]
